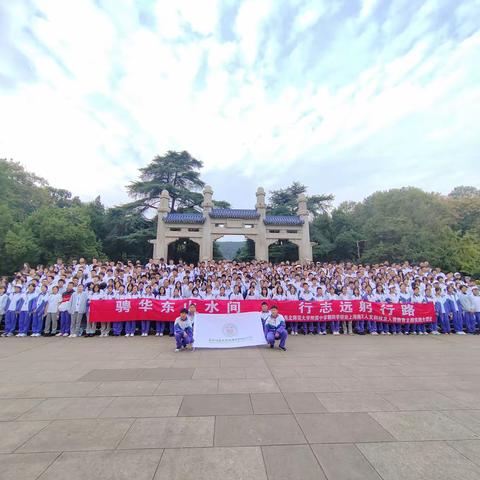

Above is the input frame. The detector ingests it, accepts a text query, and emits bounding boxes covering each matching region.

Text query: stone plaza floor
[1,334,480,479]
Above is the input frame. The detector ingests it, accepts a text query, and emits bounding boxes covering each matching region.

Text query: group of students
[1,257,479,339]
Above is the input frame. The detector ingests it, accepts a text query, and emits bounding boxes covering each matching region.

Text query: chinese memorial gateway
[149,186,314,263]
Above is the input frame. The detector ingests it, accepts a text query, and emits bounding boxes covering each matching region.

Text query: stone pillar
[297,193,313,263]
[255,187,268,261]
[155,190,171,260]
[200,185,213,261]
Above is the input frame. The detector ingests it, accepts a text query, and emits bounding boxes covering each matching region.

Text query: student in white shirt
[44,286,61,336]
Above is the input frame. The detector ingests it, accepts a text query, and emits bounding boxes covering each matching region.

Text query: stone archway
[151,186,313,263]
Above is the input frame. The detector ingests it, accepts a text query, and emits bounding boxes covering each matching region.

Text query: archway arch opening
[214,235,255,261]
[268,240,299,263]
[168,239,199,264]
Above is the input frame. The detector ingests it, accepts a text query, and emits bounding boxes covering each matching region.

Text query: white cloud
[0,0,479,209]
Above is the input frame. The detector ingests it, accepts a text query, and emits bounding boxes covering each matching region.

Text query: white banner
[194,312,267,349]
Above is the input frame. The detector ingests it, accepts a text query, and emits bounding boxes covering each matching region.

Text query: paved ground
[1,334,480,479]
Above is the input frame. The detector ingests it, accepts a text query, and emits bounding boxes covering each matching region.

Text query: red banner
[89,299,435,324]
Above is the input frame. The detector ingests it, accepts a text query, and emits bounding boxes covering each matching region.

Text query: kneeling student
[264,305,287,351]
[174,308,194,352]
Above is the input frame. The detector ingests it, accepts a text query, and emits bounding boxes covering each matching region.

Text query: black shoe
[279,346,287,351]
[270,344,274,348]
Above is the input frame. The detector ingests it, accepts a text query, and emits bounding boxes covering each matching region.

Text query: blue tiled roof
[164,213,205,224]
[210,209,260,219]
[264,215,304,226]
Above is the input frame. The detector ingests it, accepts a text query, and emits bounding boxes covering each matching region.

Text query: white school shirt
[471,295,480,313]
[89,291,105,300]
[229,292,244,300]
[46,293,62,314]
[21,292,36,312]
[298,290,315,301]
[0,294,8,315]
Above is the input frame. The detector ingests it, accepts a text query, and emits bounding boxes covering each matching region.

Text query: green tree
[448,186,480,198]
[127,151,205,213]
[102,207,155,262]
[212,200,232,209]
[234,239,255,262]
[268,181,333,217]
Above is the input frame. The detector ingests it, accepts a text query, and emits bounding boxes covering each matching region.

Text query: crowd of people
[1,258,480,347]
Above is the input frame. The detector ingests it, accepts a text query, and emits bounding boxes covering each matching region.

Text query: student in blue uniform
[0,286,8,333]
[434,287,450,334]
[445,285,464,334]
[362,285,377,335]
[260,302,270,333]
[17,284,37,337]
[3,285,23,336]
[385,285,399,334]
[264,305,287,351]
[424,286,439,334]
[286,285,299,334]
[174,308,193,352]
[314,286,327,335]
[351,287,364,335]
[32,285,48,336]
[58,282,74,337]
[298,283,315,334]
[113,285,127,336]
[411,286,425,335]
[373,285,388,335]
[156,286,168,336]
[140,286,155,336]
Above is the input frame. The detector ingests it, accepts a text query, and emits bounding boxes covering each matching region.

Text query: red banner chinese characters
[89,299,435,324]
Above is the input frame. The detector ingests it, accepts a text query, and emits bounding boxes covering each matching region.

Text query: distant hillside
[216,241,245,260]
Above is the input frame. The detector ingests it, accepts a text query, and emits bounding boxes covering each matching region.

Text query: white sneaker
[456,331,466,335]
[155,333,160,336]
[175,348,180,352]
[159,333,164,336]
[62,333,69,337]
[371,332,378,335]
[333,331,340,335]
[55,332,62,337]
[432,331,440,335]
[15,333,22,337]
[6,333,13,337]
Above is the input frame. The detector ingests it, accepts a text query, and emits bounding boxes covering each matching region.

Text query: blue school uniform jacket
[174,317,193,335]
[264,314,286,334]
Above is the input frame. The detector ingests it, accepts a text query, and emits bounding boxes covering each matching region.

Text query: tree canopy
[127,150,205,214]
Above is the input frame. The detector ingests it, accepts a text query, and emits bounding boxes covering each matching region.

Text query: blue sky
[1,0,479,208]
